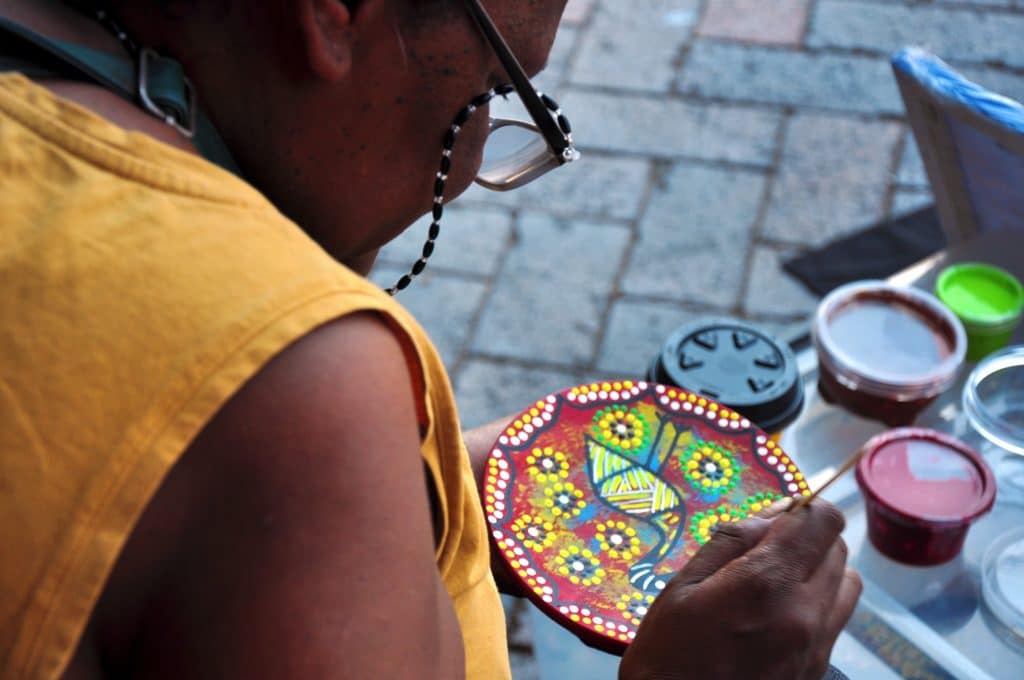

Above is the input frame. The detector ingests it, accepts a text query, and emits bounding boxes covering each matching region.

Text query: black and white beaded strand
[66,2,141,57]
[386,86,575,295]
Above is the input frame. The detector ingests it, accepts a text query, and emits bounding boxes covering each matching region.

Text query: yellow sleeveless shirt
[0,73,509,679]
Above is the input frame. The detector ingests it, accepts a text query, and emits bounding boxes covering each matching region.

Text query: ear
[299,0,354,81]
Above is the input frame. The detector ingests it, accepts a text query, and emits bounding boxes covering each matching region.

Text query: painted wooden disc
[482,380,811,655]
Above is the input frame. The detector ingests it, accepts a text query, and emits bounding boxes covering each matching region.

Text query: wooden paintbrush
[786,443,869,512]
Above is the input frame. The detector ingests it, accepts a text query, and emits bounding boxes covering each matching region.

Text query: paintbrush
[786,443,869,512]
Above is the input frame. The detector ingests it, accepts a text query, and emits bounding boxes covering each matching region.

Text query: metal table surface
[529,230,1024,679]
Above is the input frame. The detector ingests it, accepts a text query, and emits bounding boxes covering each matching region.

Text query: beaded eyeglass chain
[385,87,574,295]
[67,3,141,55]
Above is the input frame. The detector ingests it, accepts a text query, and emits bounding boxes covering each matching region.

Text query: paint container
[647,319,804,441]
[936,263,1023,362]
[813,281,966,426]
[962,346,1024,509]
[856,428,995,566]
[962,345,1024,457]
[982,528,1024,641]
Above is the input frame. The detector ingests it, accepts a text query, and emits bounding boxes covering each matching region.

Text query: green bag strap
[0,15,244,177]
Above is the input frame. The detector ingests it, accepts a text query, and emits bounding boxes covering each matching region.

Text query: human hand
[619,499,861,680]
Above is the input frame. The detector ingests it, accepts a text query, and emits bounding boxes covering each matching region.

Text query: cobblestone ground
[372,1,1024,676]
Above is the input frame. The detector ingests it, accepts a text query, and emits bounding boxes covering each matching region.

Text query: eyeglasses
[465,0,579,191]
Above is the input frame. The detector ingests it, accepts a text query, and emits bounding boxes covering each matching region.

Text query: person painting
[0,1,861,677]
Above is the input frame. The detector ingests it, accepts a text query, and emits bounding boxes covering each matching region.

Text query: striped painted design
[589,442,680,516]
[587,441,635,484]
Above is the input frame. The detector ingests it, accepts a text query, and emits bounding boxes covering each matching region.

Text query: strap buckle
[136,47,196,138]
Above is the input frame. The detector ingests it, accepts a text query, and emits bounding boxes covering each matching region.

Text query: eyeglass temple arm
[464,0,570,159]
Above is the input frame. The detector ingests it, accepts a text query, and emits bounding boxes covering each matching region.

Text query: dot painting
[483,381,810,655]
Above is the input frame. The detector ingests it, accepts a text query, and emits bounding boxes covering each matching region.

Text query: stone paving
[372,0,1024,676]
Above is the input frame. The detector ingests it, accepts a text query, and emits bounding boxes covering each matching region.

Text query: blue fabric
[892,47,1024,135]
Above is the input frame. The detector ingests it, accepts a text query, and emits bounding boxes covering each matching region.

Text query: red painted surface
[483,381,809,654]
[867,439,983,519]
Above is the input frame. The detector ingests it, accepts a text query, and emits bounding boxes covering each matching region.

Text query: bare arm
[94,313,465,678]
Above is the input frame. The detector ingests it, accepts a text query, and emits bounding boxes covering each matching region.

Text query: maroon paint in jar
[856,428,995,566]
[813,281,966,426]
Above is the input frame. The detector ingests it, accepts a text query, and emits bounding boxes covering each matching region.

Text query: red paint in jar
[856,428,995,565]
[813,282,966,426]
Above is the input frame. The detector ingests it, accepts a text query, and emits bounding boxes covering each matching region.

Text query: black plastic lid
[646,319,804,433]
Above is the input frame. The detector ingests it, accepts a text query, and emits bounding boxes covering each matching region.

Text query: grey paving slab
[504,595,536,672]
[622,162,768,306]
[509,650,541,680]
[458,153,652,222]
[891,187,935,217]
[568,0,700,93]
[505,597,534,648]
[741,246,819,318]
[678,41,903,115]
[454,359,581,428]
[896,131,929,189]
[561,90,782,166]
[377,205,514,277]
[595,298,694,376]
[762,113,902,247]
[471,213,630,365]
[369,265,488,369]
[809,1,1024,70]
[696,0,811,46]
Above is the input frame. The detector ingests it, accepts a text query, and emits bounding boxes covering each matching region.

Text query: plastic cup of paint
[936,263,1024,362]
[813,281,966,426]
[856,428,995,566]
[647,319,804,441]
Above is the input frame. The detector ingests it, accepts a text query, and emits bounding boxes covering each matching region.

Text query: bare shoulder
[80,312,464,679]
